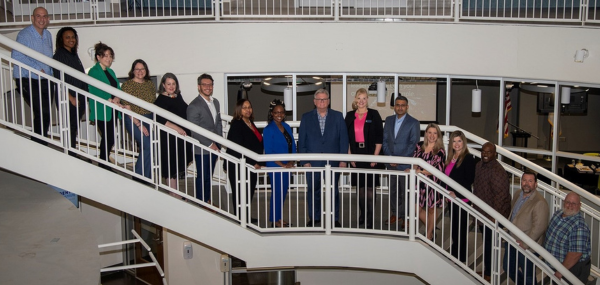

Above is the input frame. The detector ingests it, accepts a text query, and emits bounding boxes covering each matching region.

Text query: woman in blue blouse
[263,100,296,227]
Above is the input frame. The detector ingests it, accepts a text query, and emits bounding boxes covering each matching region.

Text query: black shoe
[334,221,342,228]
[358,216,365,226]
[250,218,258,224]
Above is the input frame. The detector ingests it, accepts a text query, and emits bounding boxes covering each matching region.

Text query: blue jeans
[124,113,153,179]
[503,243,537,285]
[195,152,217,202]
[306,171,340,222]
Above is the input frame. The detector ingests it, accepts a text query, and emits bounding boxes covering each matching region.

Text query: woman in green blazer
[88,42,121,169]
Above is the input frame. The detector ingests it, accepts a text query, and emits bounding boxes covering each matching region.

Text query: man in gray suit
[382,95,420,227]
[187,73,222,203]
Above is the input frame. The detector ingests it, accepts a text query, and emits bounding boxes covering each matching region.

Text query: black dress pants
[16,78,54,145]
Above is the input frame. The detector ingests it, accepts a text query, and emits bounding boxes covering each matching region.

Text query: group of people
[13,7,592,282]
[468,143,591,284]
[12,7,194,190]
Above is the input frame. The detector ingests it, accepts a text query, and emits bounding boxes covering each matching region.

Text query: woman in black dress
[154,73,193,190]
[52,27,88,156]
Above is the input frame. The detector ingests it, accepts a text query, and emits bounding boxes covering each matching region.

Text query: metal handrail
[0,34,589,284]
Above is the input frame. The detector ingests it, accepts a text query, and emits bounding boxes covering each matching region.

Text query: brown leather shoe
[385,215,397,225]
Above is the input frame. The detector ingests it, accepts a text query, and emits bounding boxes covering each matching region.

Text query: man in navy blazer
[187,73,222,203]
[382,95,420,226]
[299,89,349,227]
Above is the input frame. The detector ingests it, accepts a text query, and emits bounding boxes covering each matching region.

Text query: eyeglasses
[314,98,329,102]
[134,68,145,72]
[200,83,213,87]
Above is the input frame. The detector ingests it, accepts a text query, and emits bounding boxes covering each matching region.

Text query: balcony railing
[0,33,597,284]
[0,0,598,26]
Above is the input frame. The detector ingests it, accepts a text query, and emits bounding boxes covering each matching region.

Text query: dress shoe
[385,215,397,225]
[334,221,342,228]
[475,272,491,282]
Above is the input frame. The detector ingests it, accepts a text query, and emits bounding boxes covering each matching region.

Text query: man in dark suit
[299,89,349,227]
[187,73,222,203]
[382,95,420,227]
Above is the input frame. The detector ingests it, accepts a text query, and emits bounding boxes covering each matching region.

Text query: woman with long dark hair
[226,99,264,217]
[444,130,476,262]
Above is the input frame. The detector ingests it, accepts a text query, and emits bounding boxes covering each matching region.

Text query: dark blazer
[226,119,263,166]
[187,95,223,153]
[382,113,420,171]
[263,120,296,167]
[446,154,477,199]
[298,108,349,167]
[345,108,383,155]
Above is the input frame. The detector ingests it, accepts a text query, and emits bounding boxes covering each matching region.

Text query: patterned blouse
[120,79,156,115]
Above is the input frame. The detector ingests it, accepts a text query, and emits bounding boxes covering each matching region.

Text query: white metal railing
[0,0,598,25]
[0,33,595,284]
[98,229,167,285]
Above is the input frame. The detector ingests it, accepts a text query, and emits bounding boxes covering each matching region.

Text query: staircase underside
[0,127,479,284]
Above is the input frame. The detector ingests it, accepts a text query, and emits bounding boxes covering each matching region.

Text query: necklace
[243,119,253,129]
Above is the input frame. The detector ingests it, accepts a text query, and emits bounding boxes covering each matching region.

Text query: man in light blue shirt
[11,7,54,145]
[382,95,420,227]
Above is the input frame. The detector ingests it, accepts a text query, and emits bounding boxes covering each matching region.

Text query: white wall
[164,229,224,285]
[80,198,123,267]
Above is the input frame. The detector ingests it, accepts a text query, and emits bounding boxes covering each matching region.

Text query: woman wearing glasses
[121,59,156,179]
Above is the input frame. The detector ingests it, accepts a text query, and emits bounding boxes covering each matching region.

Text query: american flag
[502,90,512,138]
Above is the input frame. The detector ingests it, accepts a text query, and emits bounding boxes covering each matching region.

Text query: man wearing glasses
[188,73,222,204]
[12,7,54,145]
[299,89,348,228]
[545,192,591,284]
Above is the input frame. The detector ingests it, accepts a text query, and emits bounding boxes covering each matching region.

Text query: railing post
[239,157,247,228]
[325,164,332,235]
[453,0,460,22]
[58,71,69,153]
[334,0,339,21]
[492,222,500,284]
[408,169,416,241]
[214,0,221,21]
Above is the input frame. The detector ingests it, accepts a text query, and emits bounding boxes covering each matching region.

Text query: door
[124,214,165,285]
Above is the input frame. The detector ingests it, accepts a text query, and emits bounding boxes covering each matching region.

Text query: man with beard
[545,192,591,284]
[503,170,549,285]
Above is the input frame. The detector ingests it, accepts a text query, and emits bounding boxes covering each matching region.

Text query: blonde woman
[345,88,384,229]
[408,123,446,240]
